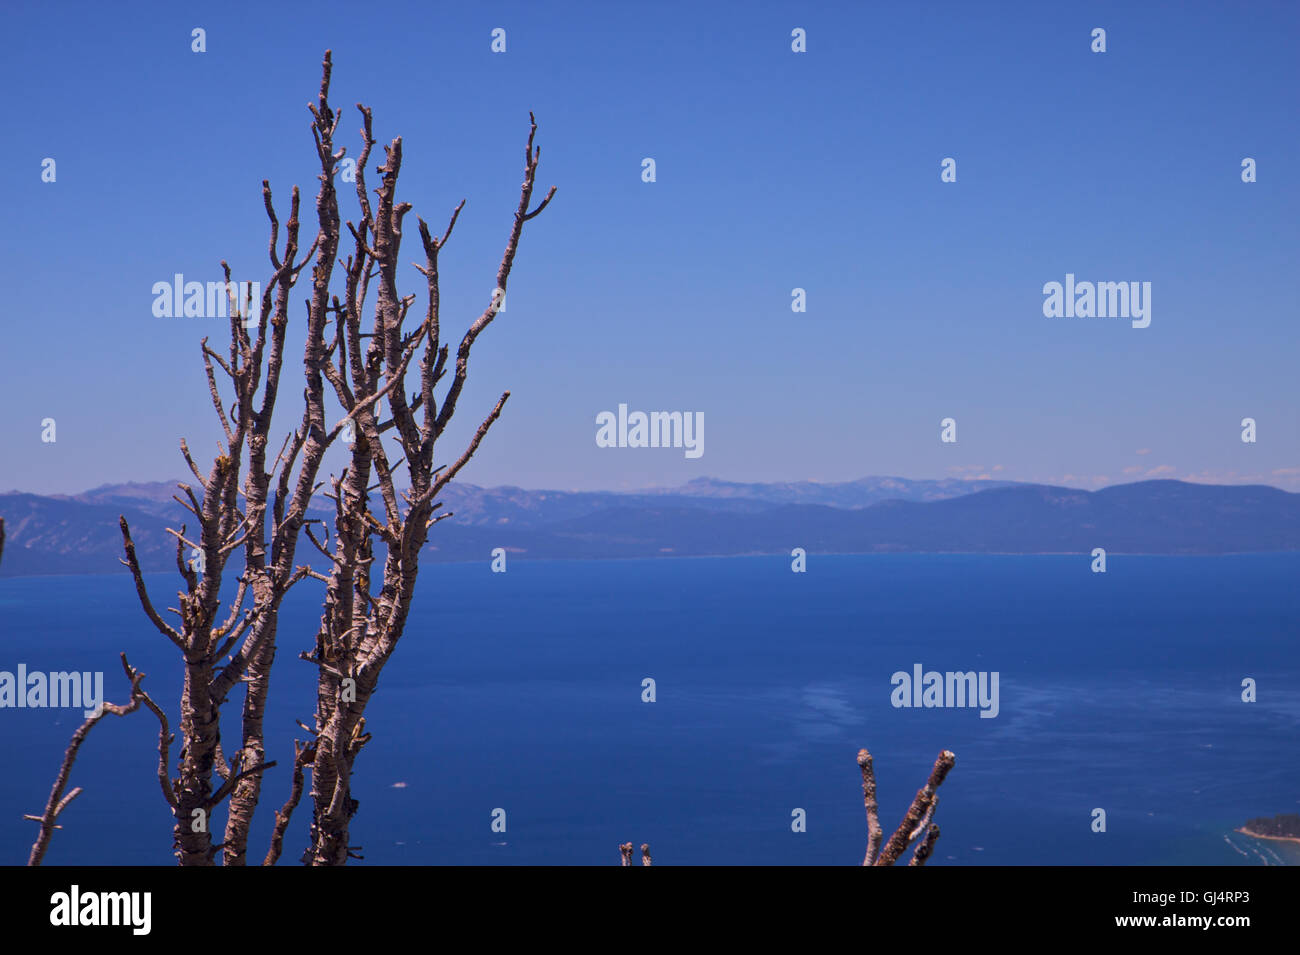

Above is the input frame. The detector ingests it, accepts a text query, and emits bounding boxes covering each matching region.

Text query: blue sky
[2,0,1297,494]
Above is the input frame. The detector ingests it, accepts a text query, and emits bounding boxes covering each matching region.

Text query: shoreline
[1235,827,1300,846]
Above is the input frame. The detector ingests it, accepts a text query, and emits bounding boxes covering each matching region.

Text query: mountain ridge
[0,477,1295,576]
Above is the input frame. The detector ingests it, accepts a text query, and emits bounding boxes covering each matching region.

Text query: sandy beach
[1235,827,1300,846]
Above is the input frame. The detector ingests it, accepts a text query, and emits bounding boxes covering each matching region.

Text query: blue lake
[1,554,1297,865]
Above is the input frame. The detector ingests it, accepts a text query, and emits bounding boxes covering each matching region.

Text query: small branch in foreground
[871,749,956,867]
[858,748,885,865]
[264,739,316,865]
[909,824,941,866]
[616,841,653,866]
[26,655,173,866]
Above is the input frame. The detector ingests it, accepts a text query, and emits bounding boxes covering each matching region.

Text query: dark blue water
[1,555,1297,866]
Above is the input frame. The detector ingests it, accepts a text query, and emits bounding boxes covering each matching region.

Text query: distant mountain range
[0,476,1296,577]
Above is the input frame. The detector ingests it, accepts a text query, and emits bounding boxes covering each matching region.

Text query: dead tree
[29,51,452,866]
[288,62,556,866]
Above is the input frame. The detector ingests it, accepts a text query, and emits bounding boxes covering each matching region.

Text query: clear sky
[2,0,1297,495]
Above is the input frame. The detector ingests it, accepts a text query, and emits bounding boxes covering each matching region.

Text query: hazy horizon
[6,470,1297,500]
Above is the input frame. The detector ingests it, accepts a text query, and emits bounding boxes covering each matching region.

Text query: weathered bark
[862,747,956,866]
[908,824,941,866]
[162,440,249,864]
[221,51,345,865]
[300,80,556,864]
[858,748,885,865]
[115,116,321,864]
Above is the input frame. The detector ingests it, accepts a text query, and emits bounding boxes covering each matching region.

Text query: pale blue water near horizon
[1,555,1297,866]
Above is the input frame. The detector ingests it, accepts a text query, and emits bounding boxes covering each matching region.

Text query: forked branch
[27,655,174,866]
[863,747,956,866]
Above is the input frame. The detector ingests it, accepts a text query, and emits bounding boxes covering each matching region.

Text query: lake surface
[1,554,1297,866]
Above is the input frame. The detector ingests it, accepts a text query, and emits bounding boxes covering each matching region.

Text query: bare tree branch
[119,517,185,650]
[264,740,316,865]
[873,750,956,867]
[27,655,172,865]
[908,824,941,866]
[857,747,884,865]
